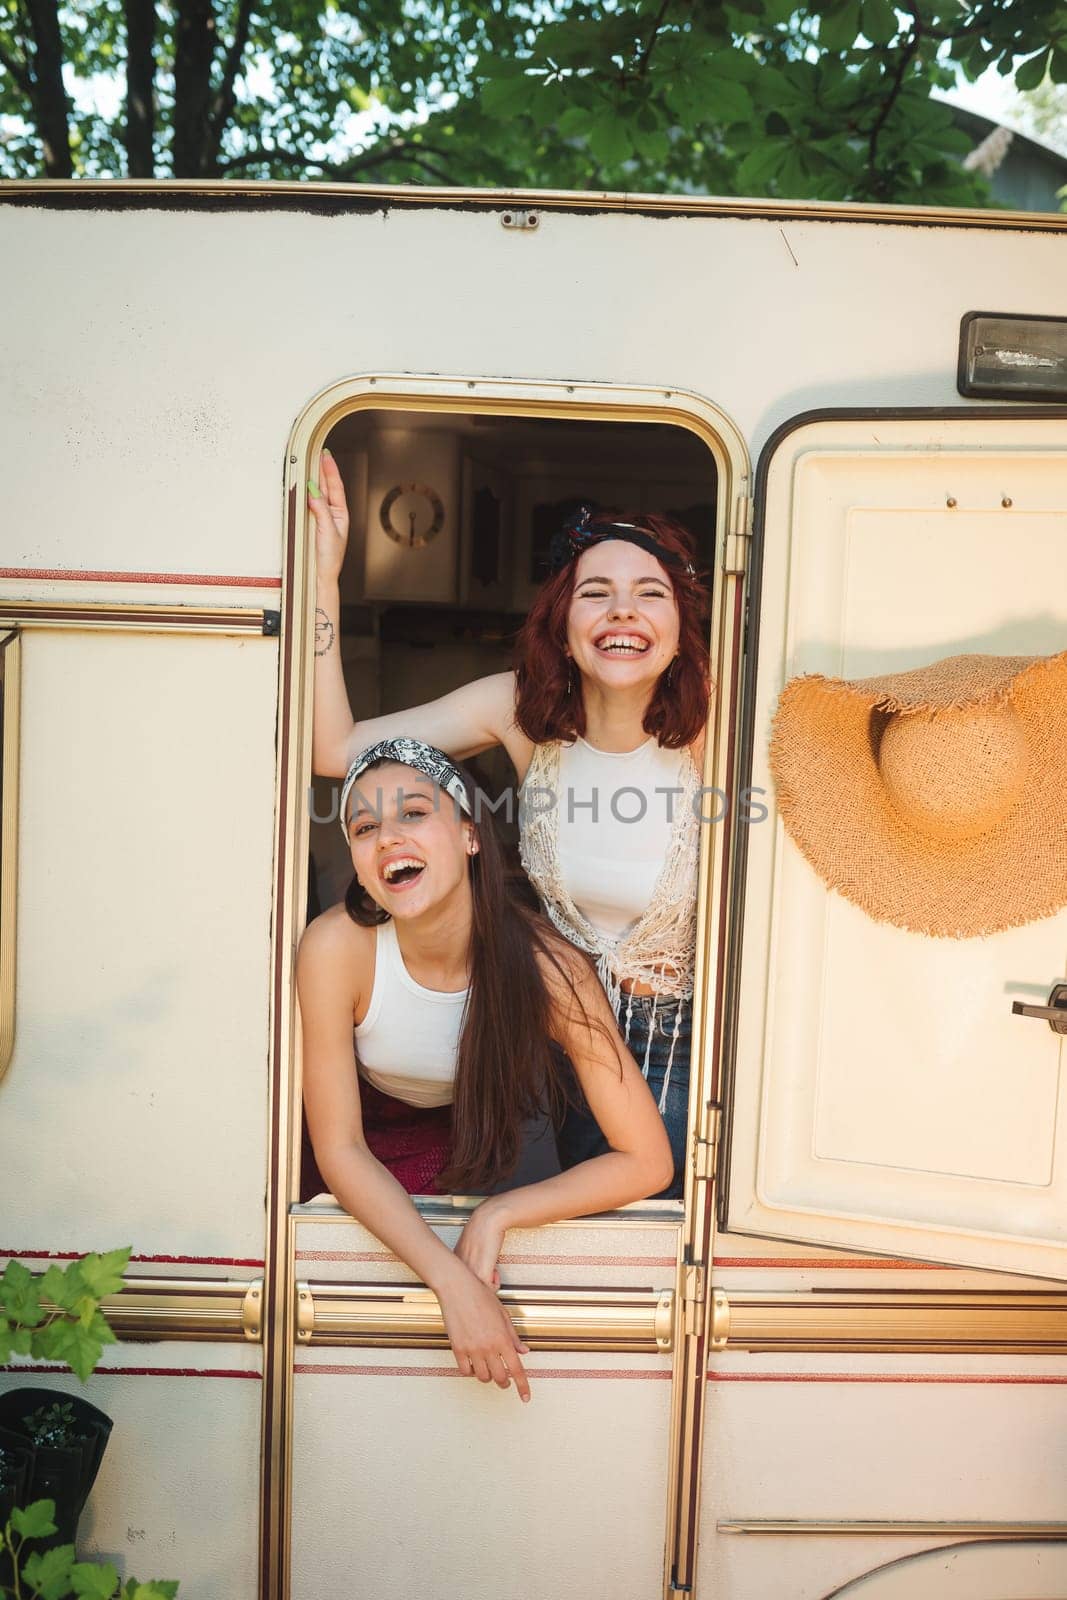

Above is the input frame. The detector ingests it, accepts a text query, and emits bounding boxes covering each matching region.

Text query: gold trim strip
[293,1198,683,1230]
[0,602,270,635]
[0,632,20,1086]
[718,1290,1067,1353]
[3,179,1066,233]
[718,1521,1067,1537]
[301,1281,674,1353]
[93,1276,264,1343]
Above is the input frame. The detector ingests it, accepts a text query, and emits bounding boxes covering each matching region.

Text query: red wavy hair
[514,510,712,749]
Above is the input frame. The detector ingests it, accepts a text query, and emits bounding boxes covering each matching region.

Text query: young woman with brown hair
[297,739,673,1402]
[310,453,712,1196]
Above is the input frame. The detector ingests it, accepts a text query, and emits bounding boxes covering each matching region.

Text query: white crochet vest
[519,739,701,1014]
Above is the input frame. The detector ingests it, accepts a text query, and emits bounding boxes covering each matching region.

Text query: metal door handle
[1011,983,1067,1035]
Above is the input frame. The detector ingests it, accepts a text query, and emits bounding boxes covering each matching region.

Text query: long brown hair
[514,509,711,749]
[344,763,597,1192]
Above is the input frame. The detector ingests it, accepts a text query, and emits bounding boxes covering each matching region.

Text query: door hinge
[681,1262,707,1336]
[722,491,753,575]
[691,1107,722,1184]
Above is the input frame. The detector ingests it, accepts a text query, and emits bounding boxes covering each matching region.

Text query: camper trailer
[0,179,1065,1600]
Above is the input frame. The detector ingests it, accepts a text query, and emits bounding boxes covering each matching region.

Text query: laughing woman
[297,739,673,1401]
[310,452,711,1196]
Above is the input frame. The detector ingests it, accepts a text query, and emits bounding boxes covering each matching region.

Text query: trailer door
[721,412,1067,1281]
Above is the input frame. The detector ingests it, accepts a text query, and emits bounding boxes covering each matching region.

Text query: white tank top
[354,919,467,1108]
[554,737,691,938]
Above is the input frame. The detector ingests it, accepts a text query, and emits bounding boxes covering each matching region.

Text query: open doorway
[302,405,718,1198]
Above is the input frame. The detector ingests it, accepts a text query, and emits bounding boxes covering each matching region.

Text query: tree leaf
[22,1543,77,1600]
[861,0,898,45]
[587,114,633,167]
[480,77,530,118]
[123,1584,180,1600]
[708,78,753,125]
[1050,48,1067,85]
[819,2,862,53]
[1015,47,1051,91]
[737,139,786,191]
[11,1500,59,1540]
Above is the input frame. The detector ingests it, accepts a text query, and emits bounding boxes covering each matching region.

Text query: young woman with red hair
[310,453,711,1197]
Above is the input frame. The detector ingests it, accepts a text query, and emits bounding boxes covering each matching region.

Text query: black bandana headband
[339,737,472,836]
[548,504,695,577]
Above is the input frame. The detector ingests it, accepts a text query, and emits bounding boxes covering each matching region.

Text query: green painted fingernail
[308,478,320,498]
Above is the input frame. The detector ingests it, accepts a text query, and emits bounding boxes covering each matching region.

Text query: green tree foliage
[0,0,1064,200]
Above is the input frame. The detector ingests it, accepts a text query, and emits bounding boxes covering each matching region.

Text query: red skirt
[357,1074,453,1195]
[299,1077,452,1200]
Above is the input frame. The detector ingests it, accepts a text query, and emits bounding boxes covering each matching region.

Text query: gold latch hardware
[295,1281,315,1344]
[240,1280,263,1343]
[722,491,753,575]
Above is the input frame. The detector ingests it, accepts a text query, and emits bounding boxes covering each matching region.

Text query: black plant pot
[0,1419,44,1587]
[0,1424,33,1523]
[0,1387,113,1551]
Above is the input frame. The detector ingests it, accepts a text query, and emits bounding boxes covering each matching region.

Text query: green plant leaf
[123,1584,179,1600]
[72,1250,130,1303]
[480,76,529,118]
[587,114,633,167]
[708,78,753,125]
[1,1259,33,1299]
[820,2,861,52]
[861,0,898,45]
[1015,47,1051,91]
[70,1560,119,1598]
[1051,47,1067,84]
[736,139,786,190]
[22,1543,77,1600]
[11,1500,59,1540]
[1,1260,43,1327]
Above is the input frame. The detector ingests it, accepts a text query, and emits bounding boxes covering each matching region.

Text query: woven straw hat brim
[769,651,1067,939]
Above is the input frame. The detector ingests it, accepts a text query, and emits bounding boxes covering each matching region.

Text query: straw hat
[768,650,1067,938]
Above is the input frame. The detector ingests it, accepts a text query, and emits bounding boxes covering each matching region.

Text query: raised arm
[455,948,675,1285]
[297,913,531,1400]
[308,452,528,778]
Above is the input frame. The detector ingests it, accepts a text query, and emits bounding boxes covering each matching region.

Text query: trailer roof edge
[1,178,1065,232]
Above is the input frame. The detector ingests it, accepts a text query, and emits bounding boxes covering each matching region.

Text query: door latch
[1011,982,1067,1036]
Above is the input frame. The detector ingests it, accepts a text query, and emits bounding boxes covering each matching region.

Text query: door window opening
[299,405,719,1206]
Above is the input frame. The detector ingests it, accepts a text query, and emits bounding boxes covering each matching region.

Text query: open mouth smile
[380,856,427,888]
[594,632,652,656]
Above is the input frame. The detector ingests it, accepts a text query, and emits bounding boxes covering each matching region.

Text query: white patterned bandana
[338,737,472,837]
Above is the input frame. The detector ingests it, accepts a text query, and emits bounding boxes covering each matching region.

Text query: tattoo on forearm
[315,608,335,657]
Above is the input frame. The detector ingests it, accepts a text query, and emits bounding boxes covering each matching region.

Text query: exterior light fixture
[958,311,1067,401]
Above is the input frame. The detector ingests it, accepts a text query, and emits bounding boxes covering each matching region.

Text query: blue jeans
[554,993,691,1200]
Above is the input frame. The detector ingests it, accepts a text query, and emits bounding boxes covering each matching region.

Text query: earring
[565,662,574,698]
[666,658,676,687]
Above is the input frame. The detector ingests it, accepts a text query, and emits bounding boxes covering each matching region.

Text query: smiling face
[345,761,476,921]
[566,540,681,694]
